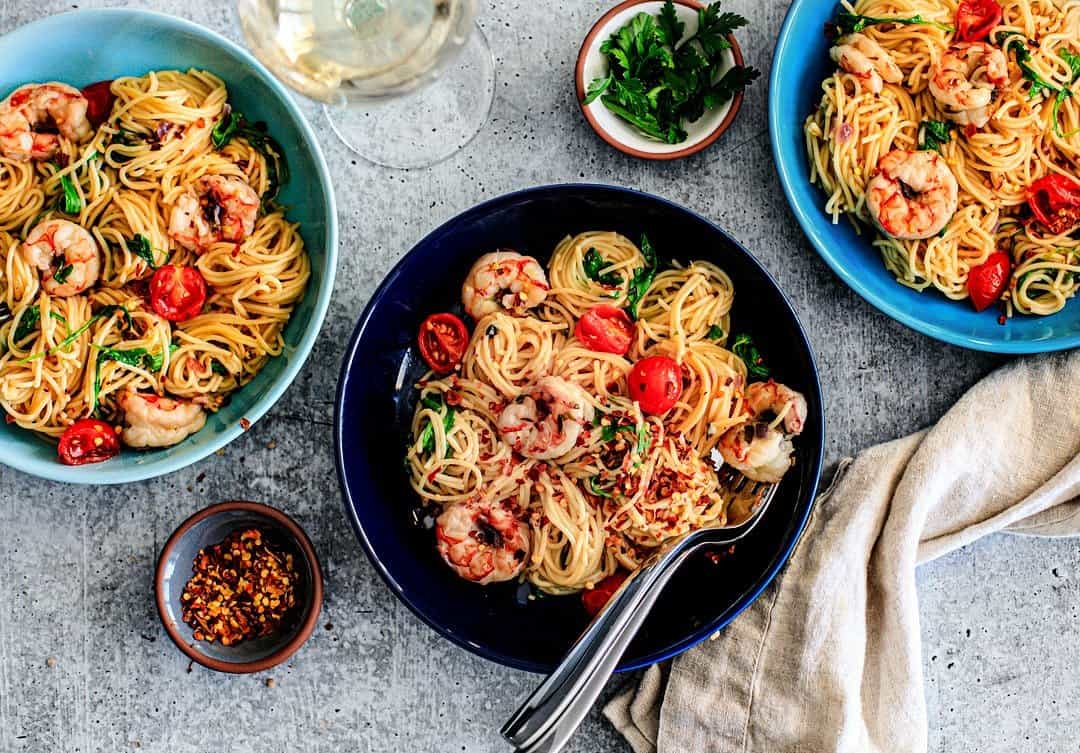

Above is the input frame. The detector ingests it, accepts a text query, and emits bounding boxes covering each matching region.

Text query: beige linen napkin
[605,350,1080,753]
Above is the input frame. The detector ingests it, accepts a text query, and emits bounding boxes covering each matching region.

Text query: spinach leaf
[1052,48,1080,137]
[417,394,455,455]
[583,247,623,286]
[706,324,725,340]
[731,332,769,380]
[13,306,41,342]
[998,32,1060,99]
[128,234,159,268]
[830,11,953,36]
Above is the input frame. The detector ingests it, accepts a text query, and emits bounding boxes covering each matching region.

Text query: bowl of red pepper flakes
[155,501,323,673]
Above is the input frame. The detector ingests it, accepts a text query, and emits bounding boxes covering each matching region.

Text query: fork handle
[500,544,694,753]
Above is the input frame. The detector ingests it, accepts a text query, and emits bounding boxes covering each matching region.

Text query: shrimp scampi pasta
[0,71,310,465]
[806,0,1080,317]
[404,231,808,604]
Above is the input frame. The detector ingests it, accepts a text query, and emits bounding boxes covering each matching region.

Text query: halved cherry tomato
[80,80,115,127]
[418,313,469,374]
[955,0,1003,41]
[967,252,1011,311]
[149,265,208,322]
[58,418,120,466]
[582,572,629,617]
[628,356,683,414]
[1027,174,1080,235]
[574,305,634,355]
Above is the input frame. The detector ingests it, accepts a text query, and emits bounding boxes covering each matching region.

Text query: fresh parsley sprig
[583,0,759,145]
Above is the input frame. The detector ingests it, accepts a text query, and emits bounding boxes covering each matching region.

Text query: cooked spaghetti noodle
[405,233,806,597]
[0,70,309,459]
[805,0,1080,316]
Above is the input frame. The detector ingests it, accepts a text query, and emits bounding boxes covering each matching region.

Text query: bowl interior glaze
[335,184,824,673]
[0,9,336,482]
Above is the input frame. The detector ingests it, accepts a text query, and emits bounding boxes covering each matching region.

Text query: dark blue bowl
[335,185,825,673]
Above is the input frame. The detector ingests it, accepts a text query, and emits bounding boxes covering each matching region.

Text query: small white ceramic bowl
[575,0,746,160]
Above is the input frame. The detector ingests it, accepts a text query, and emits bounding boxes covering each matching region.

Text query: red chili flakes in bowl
[180,528,297,646]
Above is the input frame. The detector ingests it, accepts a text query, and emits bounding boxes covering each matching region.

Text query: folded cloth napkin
[605,350,1080,753]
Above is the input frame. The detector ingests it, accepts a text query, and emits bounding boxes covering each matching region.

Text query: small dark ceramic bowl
[155,500,323,673]
[335,184,825,673]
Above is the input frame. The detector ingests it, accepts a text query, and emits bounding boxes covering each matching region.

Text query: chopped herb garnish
[731,332,769,380]
[57,172,81,215]
[828,11,953,36]
[998,32,1060,100]
[17,305,131,364]
[211,361,230,376]
[128,234,159,268]
[635,422,651,454]
[706,324,725,340]
[52,262,74,285]
[583,247,623,286]
[588,476,613,498]
[417,394,455,455]
[90,344,171,414]
[585,0,759,144]
[624,234,658,320]
[13,306,41,342]
[918,119,953,152]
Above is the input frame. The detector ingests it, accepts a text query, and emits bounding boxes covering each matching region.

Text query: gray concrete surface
[0,1,1072,752]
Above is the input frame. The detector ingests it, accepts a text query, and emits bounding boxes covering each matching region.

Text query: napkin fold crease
[604,351,1080,753]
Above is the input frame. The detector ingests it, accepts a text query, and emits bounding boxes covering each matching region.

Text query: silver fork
[501,470,781,753]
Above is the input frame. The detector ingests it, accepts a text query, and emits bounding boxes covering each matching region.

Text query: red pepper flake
[997,314,1006,325]
[240,418,251,431]
[179,528,298,646]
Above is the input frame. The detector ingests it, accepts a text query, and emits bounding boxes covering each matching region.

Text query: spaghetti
[805,0,1080,316]
[405,233,808,598]
[0,71,309,463]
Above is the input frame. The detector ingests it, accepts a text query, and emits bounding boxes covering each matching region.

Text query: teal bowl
[770,0,1080,353]
[0,10,337,483]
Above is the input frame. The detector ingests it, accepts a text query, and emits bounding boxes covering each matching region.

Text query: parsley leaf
[584,0,758,145]
[731,333,769,380]
[583,248,623,286]
[706,324,725,340]
[918,120,953,152]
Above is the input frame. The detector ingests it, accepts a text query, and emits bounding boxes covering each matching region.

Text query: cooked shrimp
[830,34,903,94]
[718,422,796,484]
[435,499,530,584]
[744,380,808,436]
[169,175,260,253]
[461,250,549,319]
[118,389,207,449]
[929,43,1008,128]
[865,150,958,240]
[498,376,593,460]
[0,82,91,162]
[21,219,100,296]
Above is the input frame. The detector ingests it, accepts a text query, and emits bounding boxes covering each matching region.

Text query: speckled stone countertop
[1,2,1075,752]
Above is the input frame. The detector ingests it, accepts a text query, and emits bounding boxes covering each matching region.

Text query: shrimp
[718,380,807,484]
[21,219,100,296]
[929,43,1009,128]
[169,175,260,253]
[118,389,207,449]
[829,34,903,94]
[744,380,808,436]
[461,250,549,319]
[0,82,91,162]
[865,150,958,240]
[498,376,594,460]
[435,499,530,584]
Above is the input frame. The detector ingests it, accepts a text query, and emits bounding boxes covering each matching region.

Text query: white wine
[238,0,474,104]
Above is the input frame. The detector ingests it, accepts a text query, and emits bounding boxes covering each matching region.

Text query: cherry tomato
[418,313,469,374]
[582,572,629,617]
[967,252,1011,311]
[574,305,635,355]
[80,80,115,127]
[58,418,120,466]
[1027,174,1080,235]
[955,0,1003,41]
[628,356,683,414]
[149,265,208,322]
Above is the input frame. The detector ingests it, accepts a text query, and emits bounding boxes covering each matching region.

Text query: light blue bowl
[0,10,337,483]
[770,0,1080,353]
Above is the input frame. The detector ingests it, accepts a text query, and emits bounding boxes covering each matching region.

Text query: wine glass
[237,0,495,169]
